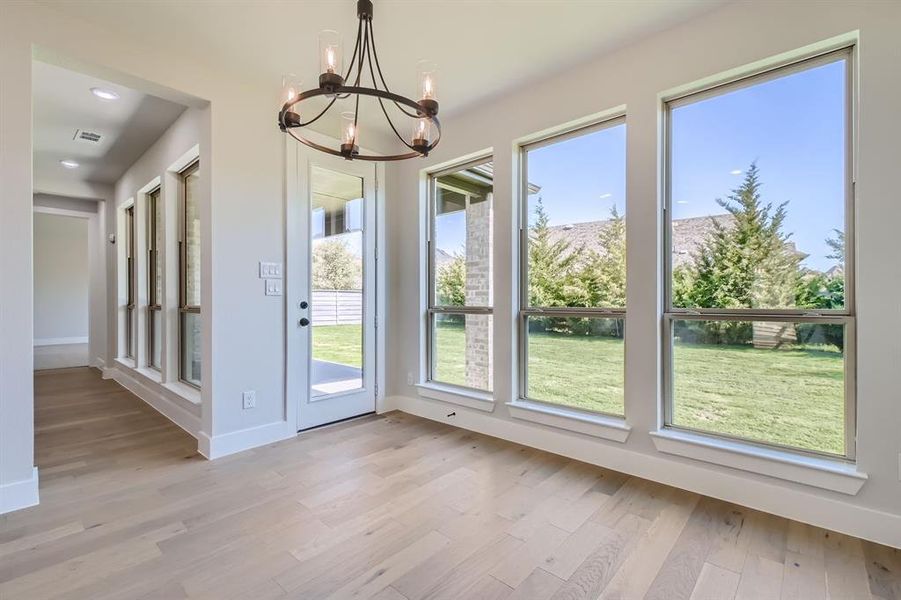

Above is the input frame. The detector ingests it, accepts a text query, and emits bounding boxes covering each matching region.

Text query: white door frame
[285,133,386,431]
[32,203,105,369]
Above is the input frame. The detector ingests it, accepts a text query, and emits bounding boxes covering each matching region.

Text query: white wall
[33,213,89,343]
[386,0,901,547]
[0,0,295,512]
[32,194,107,368]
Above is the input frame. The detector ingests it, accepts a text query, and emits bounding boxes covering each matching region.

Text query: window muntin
[519,118,627,417]
[147,187,162,370]
[427,157,493,392]
[664,49,854,458]
[179,161,201,387]
[125,204,136,359]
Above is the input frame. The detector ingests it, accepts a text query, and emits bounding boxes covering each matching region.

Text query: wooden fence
[312,290,362,326]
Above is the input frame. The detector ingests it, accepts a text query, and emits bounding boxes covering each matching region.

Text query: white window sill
[114,357,136,370]
[135,367,162,385]
[650,428,867,495]
[416,383,495,412]
[507,399,631,443]
[163,381,201,406]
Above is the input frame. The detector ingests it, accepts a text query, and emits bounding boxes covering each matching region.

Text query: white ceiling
[32,60,187,186]
[38,0,730,121]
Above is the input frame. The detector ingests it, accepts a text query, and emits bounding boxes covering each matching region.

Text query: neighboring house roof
[547,214,806,269]
[435,247,456,266]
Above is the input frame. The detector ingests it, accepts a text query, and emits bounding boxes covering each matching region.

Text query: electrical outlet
[407,372,414,386]
[242,390,256,410]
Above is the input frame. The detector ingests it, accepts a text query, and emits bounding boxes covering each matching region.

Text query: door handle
[299,317,310,327]
[299,301,309,309]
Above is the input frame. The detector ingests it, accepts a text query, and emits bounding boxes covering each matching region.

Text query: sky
[437,57,847,273]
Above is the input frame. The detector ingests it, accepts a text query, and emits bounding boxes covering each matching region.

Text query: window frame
[425,155,494,393]
[125,204,136,359]
[661,46,856,460]
[146,186,162,370]
[517,115,628,418]
[178,160,201,389]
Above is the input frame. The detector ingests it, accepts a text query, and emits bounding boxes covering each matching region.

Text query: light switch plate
[259,261,283,278]
[265,279,282,296]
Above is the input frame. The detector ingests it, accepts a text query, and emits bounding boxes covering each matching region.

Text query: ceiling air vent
[73,129,103,144]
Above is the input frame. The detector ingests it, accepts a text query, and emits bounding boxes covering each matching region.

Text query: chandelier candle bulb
[340,111,360,158]
[318,30,344,90]
[412,118,432,154]
[281,74,302,127]
[416,60,439,116]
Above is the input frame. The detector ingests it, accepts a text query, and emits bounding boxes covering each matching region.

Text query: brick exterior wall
[465,194,493,390]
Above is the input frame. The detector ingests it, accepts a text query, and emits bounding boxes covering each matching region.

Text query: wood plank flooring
[1,367,898,599]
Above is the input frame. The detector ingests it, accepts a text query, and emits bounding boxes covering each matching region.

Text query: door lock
[299,317,310,327]
[299,301,309,309]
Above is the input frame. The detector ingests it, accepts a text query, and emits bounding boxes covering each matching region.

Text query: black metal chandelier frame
[277,0,441,161]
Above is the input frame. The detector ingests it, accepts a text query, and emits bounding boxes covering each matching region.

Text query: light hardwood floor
[1,367,898,599]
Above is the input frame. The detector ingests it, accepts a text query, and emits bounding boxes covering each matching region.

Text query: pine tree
[528,197,579,307]
[682,163,800,310]
[825,229,844,267]
[577,205,626,308]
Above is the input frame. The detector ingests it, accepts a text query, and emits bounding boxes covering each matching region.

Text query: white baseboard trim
[34,336,88,346]
[111,365,201,442]
[197,421,296,460]
[90,356,105,369]
[388,394,901,549]
[0,467,40,515]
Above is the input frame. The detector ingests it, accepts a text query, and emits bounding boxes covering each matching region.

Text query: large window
[664,49,854,457]
[519,118,627,416]
[427,158,493,392]
[125,204,136,359]
[179,161,201,388]
[147,187,162,370]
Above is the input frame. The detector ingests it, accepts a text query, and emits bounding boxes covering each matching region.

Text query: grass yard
[312,324,362,368]
[312,322,846,455]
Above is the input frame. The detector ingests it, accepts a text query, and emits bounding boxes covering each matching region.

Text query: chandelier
[277,0,441,161]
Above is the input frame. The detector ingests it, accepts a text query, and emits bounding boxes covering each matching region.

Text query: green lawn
[313,322,845,455]
[312,324,362,368]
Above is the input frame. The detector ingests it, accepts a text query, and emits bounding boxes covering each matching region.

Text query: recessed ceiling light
[729,169,743,175]
[90,87,119,101]
[60,159,79,169]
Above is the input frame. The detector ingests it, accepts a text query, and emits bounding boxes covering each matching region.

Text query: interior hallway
[0,368,898,599]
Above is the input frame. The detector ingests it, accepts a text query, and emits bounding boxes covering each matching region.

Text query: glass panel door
[310,166,365,397]
[290,145,377,432]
